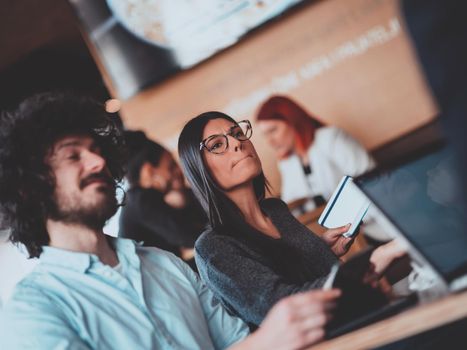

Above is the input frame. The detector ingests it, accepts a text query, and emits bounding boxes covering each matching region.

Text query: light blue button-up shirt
[0,238,249,349]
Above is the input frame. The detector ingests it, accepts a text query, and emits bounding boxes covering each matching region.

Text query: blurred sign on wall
[68,0,307,99]
[116,0,438,192]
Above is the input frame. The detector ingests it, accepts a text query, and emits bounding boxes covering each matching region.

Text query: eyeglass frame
[199,120,253,154]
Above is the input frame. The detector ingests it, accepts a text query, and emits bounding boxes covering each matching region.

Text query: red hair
[256,95,324,155]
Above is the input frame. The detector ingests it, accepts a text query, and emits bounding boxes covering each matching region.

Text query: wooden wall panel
[118,0,437,193]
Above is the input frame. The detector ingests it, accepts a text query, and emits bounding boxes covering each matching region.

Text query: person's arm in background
[322,127,375,176]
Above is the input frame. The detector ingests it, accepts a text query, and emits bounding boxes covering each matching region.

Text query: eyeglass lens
[205,122,251,154]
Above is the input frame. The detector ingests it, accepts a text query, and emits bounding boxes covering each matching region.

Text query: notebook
[318,176,370,238]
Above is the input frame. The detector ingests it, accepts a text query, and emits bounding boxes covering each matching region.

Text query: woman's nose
[229,135,242,152]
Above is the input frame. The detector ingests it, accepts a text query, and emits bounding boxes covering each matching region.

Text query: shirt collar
[39,237,141,273]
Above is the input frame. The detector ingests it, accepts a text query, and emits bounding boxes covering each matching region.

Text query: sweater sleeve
[195,234,330,327]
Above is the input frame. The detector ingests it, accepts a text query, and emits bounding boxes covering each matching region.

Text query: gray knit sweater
[195,198,338,328]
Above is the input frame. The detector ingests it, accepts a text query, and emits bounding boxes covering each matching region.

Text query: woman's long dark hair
[178,111,269,231]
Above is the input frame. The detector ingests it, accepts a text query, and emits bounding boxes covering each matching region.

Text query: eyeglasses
[199,120,253,155]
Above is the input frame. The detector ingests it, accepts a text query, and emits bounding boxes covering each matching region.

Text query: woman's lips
[232,155,252,167]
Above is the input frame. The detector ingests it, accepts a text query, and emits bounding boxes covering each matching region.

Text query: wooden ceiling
[0,0,84,72]
[0,0,111,110]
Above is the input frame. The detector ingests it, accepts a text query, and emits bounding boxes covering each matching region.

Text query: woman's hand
[321,224,353,257]
[232,289,341,350]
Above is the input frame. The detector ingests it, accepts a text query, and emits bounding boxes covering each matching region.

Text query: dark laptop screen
[357,144,467,280]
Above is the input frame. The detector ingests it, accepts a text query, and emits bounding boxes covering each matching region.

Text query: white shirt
[279,127,391,240]
[0,238,248,349]
[279,126,375,205]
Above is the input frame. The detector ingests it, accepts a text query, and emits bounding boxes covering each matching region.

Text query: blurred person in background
[120,130,206,269]
[255,95,375,214]
[255,95,393,244]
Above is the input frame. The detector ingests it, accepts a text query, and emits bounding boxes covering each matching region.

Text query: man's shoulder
[12,264,48,289]
[135,244,193,275]
[3,267,56,311]
[136,244,179,263]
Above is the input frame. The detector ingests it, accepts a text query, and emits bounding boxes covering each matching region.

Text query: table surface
[310,290,467,349]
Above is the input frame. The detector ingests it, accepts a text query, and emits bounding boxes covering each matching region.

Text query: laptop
[355,141,467,294]
[326,141,467,338]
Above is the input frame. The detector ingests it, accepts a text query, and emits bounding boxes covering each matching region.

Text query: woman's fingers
[328,235,353,256]
[301,328,326,345]
[297,313,328,333]
[287,292,339,348]
[255,290,341,350]
[287,290,341,321]
[289,289,341,307]
[326,224,351,238]
[340,236,353,251]
[323,224,352,253]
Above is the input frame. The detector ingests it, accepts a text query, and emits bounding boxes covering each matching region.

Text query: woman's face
[202,118,262,191]
[257,119,295,159]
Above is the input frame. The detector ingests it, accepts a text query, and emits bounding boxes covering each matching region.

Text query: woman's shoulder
[312,126,364,155]
[314,126,348,145]
[195,227,245,257]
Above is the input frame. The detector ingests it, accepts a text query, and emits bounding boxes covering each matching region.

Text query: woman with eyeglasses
[178,112,406,335]
[177,112,394,332]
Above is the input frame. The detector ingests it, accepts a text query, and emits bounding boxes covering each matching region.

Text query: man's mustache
[79,173,114,190]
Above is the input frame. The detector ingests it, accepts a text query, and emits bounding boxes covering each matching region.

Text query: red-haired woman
[256,95,375,212]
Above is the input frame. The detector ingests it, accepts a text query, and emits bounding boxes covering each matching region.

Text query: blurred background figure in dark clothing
[119,130,206,270]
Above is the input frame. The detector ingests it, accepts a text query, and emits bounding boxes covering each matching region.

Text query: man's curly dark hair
[0,92,126,258]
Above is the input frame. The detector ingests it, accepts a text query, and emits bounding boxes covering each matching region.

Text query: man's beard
[49,184,118,230]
